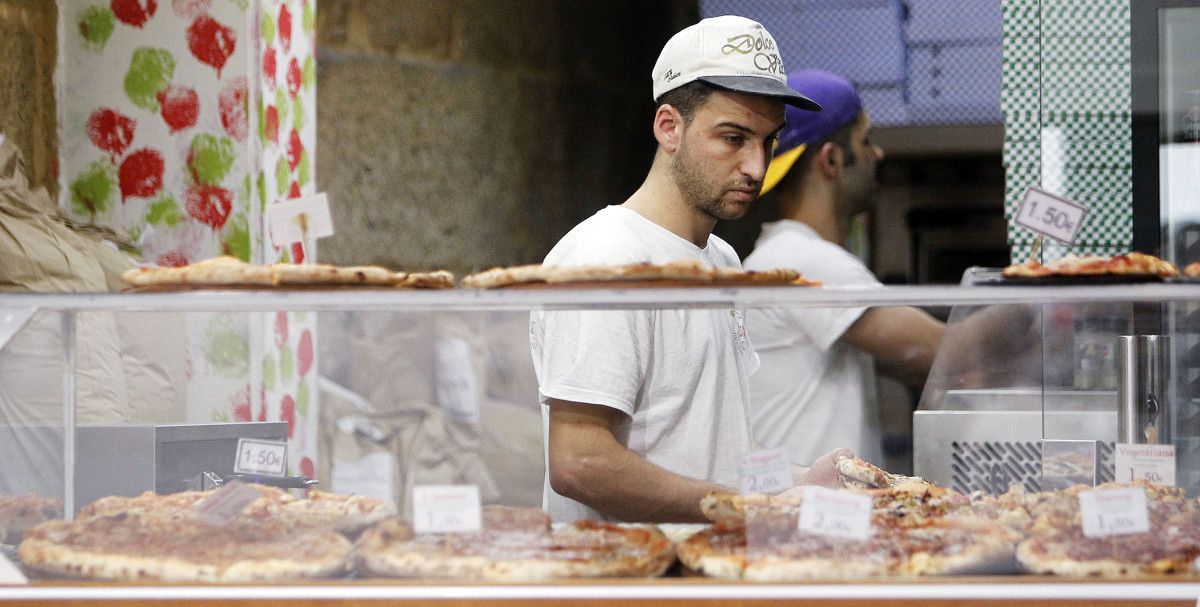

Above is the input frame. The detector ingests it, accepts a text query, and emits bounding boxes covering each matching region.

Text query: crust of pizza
[272,263,405,285]
[746,556,891,580]
[399,270,456,289]
[711,266,803,286]
[675,523,747,579]
[1185,261,1200,277]
[122,256,275,287]
[461,265,546,289]
[353,513,673,580]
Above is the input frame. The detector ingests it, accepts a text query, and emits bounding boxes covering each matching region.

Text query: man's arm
[841,306,944,389]
[547,398,729,523]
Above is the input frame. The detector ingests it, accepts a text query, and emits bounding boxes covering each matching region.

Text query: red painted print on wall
[118,148,165,200]
[112,0,158,28]
[87,109,137,160]
[185,183,234,229]
[187,14,236,77]
[157,85,200,133]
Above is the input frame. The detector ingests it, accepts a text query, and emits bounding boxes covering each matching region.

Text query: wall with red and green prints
[58,0,319,480]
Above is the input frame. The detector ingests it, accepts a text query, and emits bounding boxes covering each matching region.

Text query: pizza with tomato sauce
[353,505,675,580]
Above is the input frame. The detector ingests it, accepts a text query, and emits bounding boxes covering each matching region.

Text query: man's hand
[782,448,855,497]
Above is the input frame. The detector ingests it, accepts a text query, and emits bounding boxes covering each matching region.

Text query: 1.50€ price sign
[233,438,288,477]
[1014,186,1088,244]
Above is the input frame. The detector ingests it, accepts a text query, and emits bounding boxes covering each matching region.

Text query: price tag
[1013,186,1088,244]
[332,452,395,502]
[434,339,480,424]
[267,192,334,247]
[1078,487,1150,538]
[193,481,262,527]
[234,438,288,477]
[797,486,873,541]
[738,448,792,495]
[1115,443,1175,486]
[412,485,482,533]
[0,550,28,584]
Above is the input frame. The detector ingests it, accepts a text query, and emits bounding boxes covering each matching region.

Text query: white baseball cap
[652,15,820,111]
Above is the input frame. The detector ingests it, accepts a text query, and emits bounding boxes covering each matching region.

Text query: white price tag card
[234,438,288,477]
[798,486,874,541]
[193,481,262,527]
[738,448,792,495]
[267,192,334,246]
[0,550,29,584]
[412,485,482,533]
[1013,186,1088,244]
[332,452,395,502]
[1079,487,1150,538]
[1115,443,1175,486]
[434,339,480,424]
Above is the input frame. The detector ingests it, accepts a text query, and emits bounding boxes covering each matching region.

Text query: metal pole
[1117,335,1138,444]
[61,311,76,520]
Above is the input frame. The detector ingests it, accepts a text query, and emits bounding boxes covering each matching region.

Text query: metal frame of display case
[5,285,1200,604]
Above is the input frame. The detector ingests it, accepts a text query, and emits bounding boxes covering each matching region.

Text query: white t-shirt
[743,219,884,466]
[530,205,760,522]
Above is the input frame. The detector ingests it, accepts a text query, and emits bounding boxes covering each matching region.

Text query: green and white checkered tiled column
[1002,0,1132,262]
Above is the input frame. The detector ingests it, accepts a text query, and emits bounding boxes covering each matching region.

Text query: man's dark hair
[796,118,857,174]
[656,81,720,124]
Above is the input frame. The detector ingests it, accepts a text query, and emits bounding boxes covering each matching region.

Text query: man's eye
[724,135,743,144]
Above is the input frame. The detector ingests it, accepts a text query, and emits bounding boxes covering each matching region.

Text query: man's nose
[873,144,885,162]
[742,146,769,182]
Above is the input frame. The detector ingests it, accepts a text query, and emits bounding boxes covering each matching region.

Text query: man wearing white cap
[529,17,852,523]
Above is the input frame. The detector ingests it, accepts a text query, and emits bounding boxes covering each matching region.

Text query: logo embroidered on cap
[721,32,785,76]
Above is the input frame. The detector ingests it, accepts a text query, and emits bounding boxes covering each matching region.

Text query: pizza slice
[352,506,674,580]
[836,456,932,491]
[1002,252,1180,279]
[0,494,59,543]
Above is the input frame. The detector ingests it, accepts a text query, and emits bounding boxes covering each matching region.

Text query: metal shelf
[2,284,1200,313]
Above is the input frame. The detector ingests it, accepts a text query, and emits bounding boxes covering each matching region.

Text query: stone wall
[315,0,694,273]
[0,0,56,196]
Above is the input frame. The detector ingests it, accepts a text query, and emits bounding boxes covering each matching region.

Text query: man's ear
[817,142,841,180]
[653,104,684,154]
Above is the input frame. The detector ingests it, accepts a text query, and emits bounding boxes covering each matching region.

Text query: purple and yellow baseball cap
[761,69,864,195]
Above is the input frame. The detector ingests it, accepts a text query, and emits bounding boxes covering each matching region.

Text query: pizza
[121,256,275,287]
[1015,481,1200,576]
[1002,252,1180,279]
[18,484,396,581]
[18,509,350,582]
[121,256,455,289]
[0,494,59,543]
[77,485,395,535]
[462,259,818,289]
[1185,261,1200,277]
[353,505,674,580]
[836,456,932,491]
[678,511,1015,580]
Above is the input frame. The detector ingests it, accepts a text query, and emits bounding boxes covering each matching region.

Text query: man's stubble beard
[670,137,754,223]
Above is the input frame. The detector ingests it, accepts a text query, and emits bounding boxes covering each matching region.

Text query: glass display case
[3,284,1200,605]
